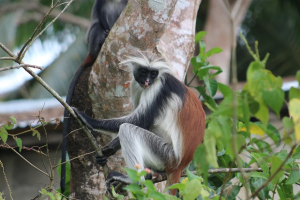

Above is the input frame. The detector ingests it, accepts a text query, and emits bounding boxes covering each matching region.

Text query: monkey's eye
[139,70,147,75]
[150,71,158,78]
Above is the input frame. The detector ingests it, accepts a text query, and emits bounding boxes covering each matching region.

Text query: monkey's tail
[60,54,95,194]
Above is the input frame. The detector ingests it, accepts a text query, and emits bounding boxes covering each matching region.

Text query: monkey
[72,52,206,195]
[60,0,128,193]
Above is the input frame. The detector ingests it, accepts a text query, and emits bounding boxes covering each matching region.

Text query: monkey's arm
[73,106,151,132]
[72,107,131,132]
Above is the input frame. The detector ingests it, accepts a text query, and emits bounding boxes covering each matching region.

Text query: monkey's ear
[118,59,136,72]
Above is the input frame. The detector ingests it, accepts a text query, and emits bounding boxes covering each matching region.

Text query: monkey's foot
[106,171,132,195]
[95,154,108,166]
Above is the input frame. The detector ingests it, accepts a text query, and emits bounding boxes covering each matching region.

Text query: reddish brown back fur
[166,87,206,195]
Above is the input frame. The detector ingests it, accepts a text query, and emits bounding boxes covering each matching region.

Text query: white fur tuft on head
[119,51,174,77]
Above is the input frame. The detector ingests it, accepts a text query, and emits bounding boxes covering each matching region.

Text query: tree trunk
[68,0,202,198]
[204,0,252,84]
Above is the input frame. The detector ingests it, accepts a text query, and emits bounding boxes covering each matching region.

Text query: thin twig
[249,144,298,199]
[0,160,13,200]
[23,0,75,57]
[53,150,98,168]
[5,144,50,177]
[151,168,263,184]
[40,118,54,188]
[0,64,44,72]
[272,181,278,200]
[17,0,61,60]
[0,145,47,156]
[0,43,14,57]
[0,57,15,61]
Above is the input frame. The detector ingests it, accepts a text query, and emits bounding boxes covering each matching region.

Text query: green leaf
[10,116,17,124]
[196,67,209,81]
[254,103,269,126]
[193,144,209,184]
[218,83,233,99]
[289,87,300,100]
[276,150,294,165]
[251,138,272,154]
[270,156,283,184]
[200,65,223,78]
[167,183,186,191]
[4,122,14,130]
[145,180,155,193]
[186,170,202,181]
[205,47,223,58]
[249,172,268,180]
[289,98,300,142]
[195,86,217,110]
[282,117,294,130]
[124,183,143,193]
[57,156,71,196]
[124,168,138,182]
[286,163,300,184]
[149,191,166,200]
[0,126,8,143]
[211,196,226,200]
[199,41,206,58]
[251,153,269,178]
[183,179,201,200]
[226,135,246,160]
[262,88,284,116]
[264,123,281,147]
[293,145,300,159]
[224,185,241,200]
[277,180,294,199]
[195,31,207,44]
[15,138,22,152]
[203,76,218,97]
[204,130,218,168]
[216,116,231,145]
[32,130,41,140]
[250,178,271,200]
[296,71,300,86]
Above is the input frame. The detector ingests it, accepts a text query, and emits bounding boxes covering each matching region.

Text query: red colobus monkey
[61,0,128,193]
[73,52,206,195]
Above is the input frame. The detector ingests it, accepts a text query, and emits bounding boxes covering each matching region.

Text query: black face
[134,67,159,88]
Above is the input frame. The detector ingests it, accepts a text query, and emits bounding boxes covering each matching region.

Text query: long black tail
[60,55,95,194]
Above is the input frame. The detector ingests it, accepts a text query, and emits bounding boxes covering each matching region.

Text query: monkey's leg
[118,123,176,172]
[105,123,176,193]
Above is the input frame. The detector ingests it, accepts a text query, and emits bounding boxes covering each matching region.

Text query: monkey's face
[134,67,159,89]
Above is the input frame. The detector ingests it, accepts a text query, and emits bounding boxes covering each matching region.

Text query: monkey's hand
[72,107,94,131]
[96,136,121,166]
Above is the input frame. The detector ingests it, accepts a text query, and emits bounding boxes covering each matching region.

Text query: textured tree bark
[204,0,252,84]
[68,0,202,198]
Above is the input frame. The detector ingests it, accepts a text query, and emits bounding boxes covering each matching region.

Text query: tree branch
[0,64,44,72]
[0,2,90,29]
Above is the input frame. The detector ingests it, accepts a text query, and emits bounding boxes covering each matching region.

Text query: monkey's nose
[145,80,149,86]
